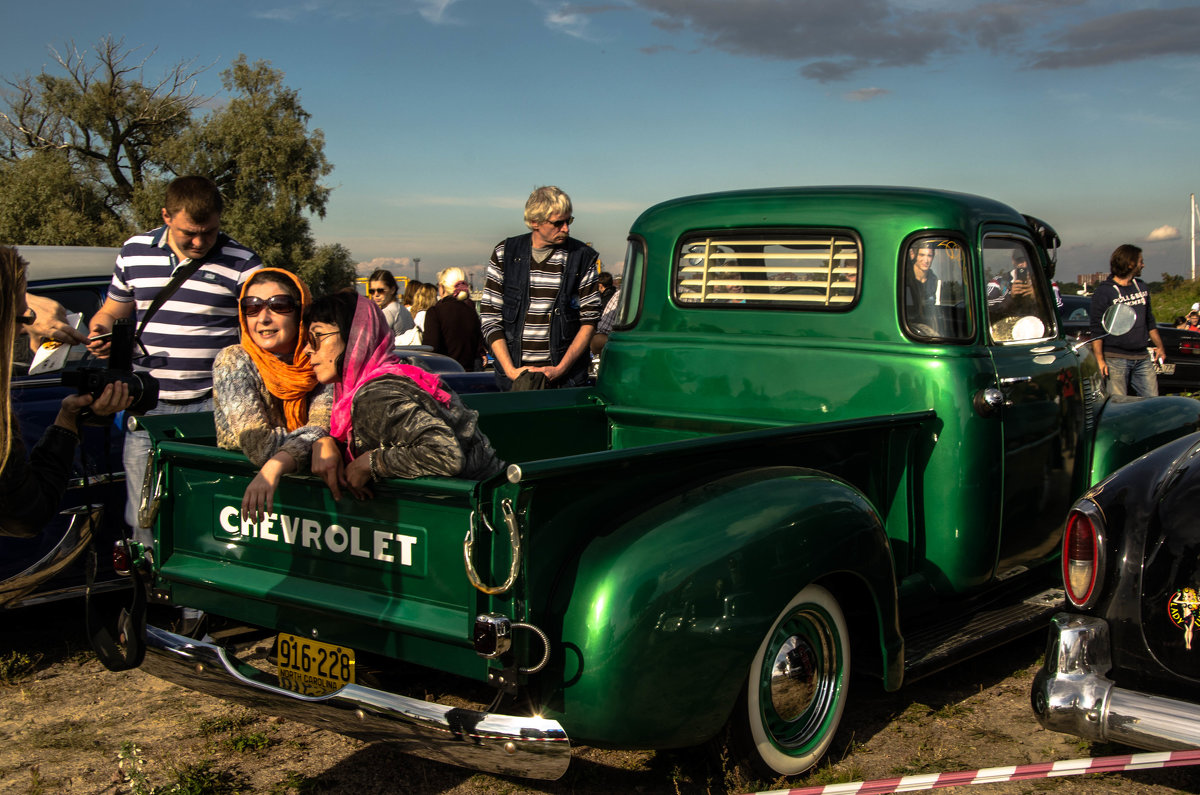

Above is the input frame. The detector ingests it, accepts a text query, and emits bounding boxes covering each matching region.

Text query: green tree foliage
[0,151,126,245]
[0,37,207,239]
[1,40,335,271]
[297,243,356,298]
[162,56,332,270]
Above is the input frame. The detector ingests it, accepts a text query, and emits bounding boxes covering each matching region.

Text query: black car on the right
[1032,429,1200,751]
[1153,323,1200,394]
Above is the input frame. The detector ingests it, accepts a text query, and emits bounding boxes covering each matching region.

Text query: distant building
[1077,272,1108,288]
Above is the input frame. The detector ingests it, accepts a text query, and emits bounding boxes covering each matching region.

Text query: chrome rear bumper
[1032,613,1200,751]
[142,625,570,779]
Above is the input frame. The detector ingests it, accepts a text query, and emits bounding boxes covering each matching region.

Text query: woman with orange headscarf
[213,269,333,522]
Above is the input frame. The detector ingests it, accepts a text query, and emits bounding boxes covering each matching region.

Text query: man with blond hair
[481,186,601,390]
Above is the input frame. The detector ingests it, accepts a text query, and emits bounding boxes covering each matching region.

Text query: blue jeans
[1106,355,1158,398]
[123,398,213,548]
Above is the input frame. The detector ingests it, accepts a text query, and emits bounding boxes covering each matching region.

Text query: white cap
[1191,303,1199,312]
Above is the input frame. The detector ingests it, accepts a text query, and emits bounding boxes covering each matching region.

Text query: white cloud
[845,87,890,102]
[546,7,594,39]
[1147,225,1180,242]
[417,0,460,24]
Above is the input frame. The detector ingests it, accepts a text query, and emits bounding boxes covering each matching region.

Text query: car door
[1,260,128,605]
[982,234,1083,574]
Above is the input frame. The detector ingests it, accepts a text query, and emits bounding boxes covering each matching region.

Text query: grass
[25,719,97,750]
[0,650,41,685]
[118,742,247,795]
[268,771,316,794]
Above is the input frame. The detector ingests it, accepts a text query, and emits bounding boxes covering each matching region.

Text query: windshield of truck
[901,237,973,342]
[673,231,860,309]
[983,237,1057,344]
[616,237,644,328]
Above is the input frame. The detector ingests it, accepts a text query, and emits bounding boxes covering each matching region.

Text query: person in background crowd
[597,271,616,312]
[302,292,502,498]
[1089,243,1165,397]
[86,175,262,550]
[0,246,132,537]
[424,268,485,371]
[212,269,334,523]
[590,275,620,355]
[367,269,414,341]
[481,186,600,390]
[396,283,438,346]
[402,279,421,318]
[1183,309,1200,332]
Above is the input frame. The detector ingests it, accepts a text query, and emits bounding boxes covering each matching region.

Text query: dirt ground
[1,601,1198,795]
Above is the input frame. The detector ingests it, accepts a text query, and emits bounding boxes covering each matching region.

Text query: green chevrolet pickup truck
[96,187,1200,780]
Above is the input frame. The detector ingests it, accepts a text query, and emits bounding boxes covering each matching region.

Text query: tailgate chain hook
[465,499,521,595]
[136,457,163,529]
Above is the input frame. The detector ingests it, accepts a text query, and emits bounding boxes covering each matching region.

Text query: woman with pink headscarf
[303,291,502,499]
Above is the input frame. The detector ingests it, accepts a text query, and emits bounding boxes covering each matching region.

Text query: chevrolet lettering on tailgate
[216,505,423,569]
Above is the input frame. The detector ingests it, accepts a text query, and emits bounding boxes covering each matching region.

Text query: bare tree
[0,36,212,229]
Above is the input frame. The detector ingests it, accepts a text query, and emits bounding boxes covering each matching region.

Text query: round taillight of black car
[112,540,132,577]
[1063,502,1106,608]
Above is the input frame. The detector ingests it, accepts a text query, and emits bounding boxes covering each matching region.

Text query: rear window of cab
[672,231,861,310]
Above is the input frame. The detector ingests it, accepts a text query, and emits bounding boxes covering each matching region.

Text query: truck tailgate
[150,438,489,675]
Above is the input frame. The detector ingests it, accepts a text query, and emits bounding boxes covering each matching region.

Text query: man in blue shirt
[1088,244,1165,397]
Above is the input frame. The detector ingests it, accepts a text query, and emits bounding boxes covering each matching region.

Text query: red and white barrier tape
[741,748,1200,795]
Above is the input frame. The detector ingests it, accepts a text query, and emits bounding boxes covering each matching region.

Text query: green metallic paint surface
[538,468,896,748]
[1091,395,1200,486]
[148,431,495,680]
[134,188,1200,760]
[605,188,1060,595]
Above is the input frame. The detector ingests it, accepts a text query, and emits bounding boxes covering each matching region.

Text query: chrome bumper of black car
[0,505,102,608]
[142,625,571,779]
[1032,613,1200,751]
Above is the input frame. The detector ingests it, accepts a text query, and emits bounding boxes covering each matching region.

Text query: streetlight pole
[413,257,421,283]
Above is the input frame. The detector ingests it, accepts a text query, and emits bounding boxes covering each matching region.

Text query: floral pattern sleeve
[212,346,330,469]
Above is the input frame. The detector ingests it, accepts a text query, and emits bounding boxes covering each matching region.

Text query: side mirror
[1071,303,1135,353]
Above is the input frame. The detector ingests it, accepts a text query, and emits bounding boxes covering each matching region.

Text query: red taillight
[1063,511,1098,606]
[112,540,132,577]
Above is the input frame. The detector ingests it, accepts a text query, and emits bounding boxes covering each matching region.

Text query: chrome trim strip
[142,625,571,779]
[0,505,101,607]
[1032,613,1200,751]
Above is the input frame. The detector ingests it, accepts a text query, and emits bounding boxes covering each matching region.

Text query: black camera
[61,318,159,415]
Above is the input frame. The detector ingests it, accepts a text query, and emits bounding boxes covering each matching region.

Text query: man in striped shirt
[88,176,262,549]
[481,186,601,390]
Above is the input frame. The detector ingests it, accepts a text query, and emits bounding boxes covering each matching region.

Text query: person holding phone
[0,247,133,537]
[986,249,1036,314]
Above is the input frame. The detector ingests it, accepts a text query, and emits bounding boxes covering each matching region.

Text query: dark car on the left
[1,246,129,608]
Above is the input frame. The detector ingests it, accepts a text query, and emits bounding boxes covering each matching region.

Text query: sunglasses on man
[240,295,298,316]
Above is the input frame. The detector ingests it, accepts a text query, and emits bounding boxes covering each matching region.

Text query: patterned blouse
[212,345,333,468]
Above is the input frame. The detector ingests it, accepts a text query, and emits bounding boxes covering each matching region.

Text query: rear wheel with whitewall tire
[730,583,851,778]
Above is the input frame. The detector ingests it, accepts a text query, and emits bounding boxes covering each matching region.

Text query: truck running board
[903,587,1063,681]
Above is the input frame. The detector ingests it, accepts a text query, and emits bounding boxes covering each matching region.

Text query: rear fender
[540,466,901,749]
[1091,396,1200,486]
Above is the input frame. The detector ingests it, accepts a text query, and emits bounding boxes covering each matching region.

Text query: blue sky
[4,0,1199,285]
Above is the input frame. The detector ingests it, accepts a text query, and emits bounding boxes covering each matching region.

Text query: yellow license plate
[276,633,355,696]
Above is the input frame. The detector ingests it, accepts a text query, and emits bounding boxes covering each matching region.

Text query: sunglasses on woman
[240,295,298,316]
